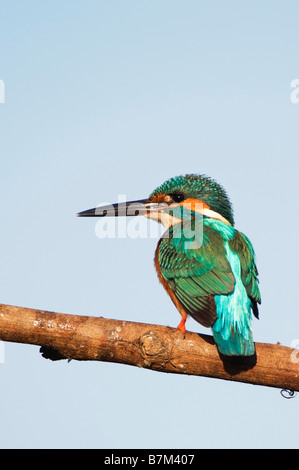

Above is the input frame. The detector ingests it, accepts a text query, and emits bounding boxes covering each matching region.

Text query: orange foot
[177,316,187,335]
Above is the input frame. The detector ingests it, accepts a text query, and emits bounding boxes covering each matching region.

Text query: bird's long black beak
[77,199,169,217]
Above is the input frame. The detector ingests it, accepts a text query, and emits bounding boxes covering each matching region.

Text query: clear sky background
[1,0,299,449]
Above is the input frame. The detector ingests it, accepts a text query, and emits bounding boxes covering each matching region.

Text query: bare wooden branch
[0,303,298,392]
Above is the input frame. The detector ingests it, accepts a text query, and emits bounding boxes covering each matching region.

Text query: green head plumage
[150,174,235,226]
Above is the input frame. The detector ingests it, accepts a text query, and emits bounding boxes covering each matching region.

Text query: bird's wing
[157,221,235,327]
[229,231,261,318]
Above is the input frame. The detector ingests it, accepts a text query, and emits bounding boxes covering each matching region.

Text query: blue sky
[1,0,299,448]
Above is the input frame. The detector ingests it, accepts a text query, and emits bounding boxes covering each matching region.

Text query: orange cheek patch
[179,198,210,213]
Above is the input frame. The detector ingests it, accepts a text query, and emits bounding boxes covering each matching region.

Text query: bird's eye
[171,193,185,203]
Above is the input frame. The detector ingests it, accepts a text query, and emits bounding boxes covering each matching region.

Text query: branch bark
[0,303,298,392]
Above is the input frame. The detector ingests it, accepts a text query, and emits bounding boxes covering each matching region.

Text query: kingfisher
[78,174,261,357]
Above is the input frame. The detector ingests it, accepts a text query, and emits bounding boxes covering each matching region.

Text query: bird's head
[148,174,234,227]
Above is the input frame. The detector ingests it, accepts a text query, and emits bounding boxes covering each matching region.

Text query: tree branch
[0,303,298,392]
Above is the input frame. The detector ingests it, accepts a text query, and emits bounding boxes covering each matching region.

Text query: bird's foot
[176,317,186,335]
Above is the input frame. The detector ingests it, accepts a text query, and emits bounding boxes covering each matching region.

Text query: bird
[78,174,261,357]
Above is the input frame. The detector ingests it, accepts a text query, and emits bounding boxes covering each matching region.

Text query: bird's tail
[212,324,255,356]
[211,240,257,357]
